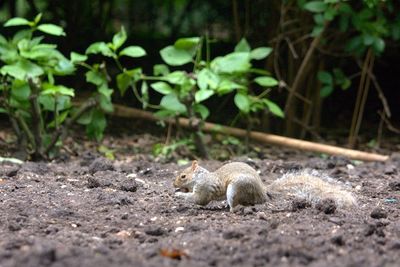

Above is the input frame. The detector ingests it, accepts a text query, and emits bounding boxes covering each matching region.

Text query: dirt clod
[119,180,137,192]
[370,208,388,219]
[315,198,337,214]
[331,235,345,246]
[291,198,311,211]
[145,226,165,236]
[388,181,400,191]
[222,230,244,239]
[88,157,115,174]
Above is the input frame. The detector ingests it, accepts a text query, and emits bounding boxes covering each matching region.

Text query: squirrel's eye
[181,174,186,179]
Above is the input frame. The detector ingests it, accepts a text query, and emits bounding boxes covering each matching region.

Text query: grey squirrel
[174,161,356,212]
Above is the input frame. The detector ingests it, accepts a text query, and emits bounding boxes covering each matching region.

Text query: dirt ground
[1,127,400,267]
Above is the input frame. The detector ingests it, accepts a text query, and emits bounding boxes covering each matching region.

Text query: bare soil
[1,127,400,267]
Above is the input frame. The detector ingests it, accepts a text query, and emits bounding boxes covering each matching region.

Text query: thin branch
[356,59,391,118]
[378,110,400,134]
[44,98,98,155]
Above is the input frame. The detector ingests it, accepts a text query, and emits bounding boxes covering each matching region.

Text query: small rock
[222,230,244,239]
[370,208,388,219]
[175,227,185,232]
[256,211,268,221]
[145,226,165,236]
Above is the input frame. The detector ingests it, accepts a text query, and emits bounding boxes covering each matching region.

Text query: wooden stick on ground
[111,104,389,162]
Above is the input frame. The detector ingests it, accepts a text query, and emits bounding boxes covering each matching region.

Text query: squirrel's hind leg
[227,180,266,212]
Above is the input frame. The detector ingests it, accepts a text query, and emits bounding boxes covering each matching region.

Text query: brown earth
[1,126,400,267]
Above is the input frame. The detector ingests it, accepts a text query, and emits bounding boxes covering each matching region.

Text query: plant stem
[44,97,98,155]
[27,77,44,159]
[15,111,35,153]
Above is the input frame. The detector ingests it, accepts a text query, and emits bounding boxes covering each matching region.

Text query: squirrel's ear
[191,160,198,171]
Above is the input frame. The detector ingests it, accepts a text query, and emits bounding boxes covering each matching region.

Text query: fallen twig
[110,104,389,162]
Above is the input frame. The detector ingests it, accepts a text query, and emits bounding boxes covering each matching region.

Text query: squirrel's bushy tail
[266,170,357,208]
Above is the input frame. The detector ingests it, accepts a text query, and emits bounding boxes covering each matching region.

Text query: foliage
[78,26,146,140]
[0,14,147,159]
[0,14,81,159]
[135,36,282,155]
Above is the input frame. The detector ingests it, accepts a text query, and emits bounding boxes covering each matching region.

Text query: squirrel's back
[267,170,357,208]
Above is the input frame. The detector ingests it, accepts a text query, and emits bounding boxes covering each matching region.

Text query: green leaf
[34,13,42,25]
[54,58,75,76]
[234,93,250,113]
[116,72,131,96]
[85,69,107,86]
[0,34,7,45]
[42,83,75,97]
[86,109,106,141]
[311,25,324,37]
[153,64,169,76]
[320,85,333,98]
[119,46,146,58]
[154,109,176,119]
[323,7,337,21]
[254,76,278,87]
[77,109,93,125]
[164,71,188,85]
[234,38,251,52]
[4,17,31,27]
[363,34,374,45]
[341,79,351,90]
[372,37,385,53]
[211,52,251,74]
[197,68,219,90]
[37,24,66,36]
[39,94,71,111]
[317,71,333,85]
[0,107,7,113]
[193,104,209,119]
[11,80,30,101]
[195,89,214,103]
[345,36,363,53]
[151,81,173,95]
[86,42,114,57]
[1,60,44,80]
[70,52,88,63]
[174,37,200,53]
[160,94,186,114]
[264,99,284,118]
[250,47,272,60]
[47,110,69,128]
[97,85,113,113]
[160,46,193,66]
[216,80,245,94]
[112,26,127,50]
[304,1,327,13]
[314,14,325,25]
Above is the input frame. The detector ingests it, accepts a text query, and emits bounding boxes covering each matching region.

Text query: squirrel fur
[173,161,356,212]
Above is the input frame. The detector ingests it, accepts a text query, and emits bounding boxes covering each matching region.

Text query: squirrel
[173,160,356,212]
